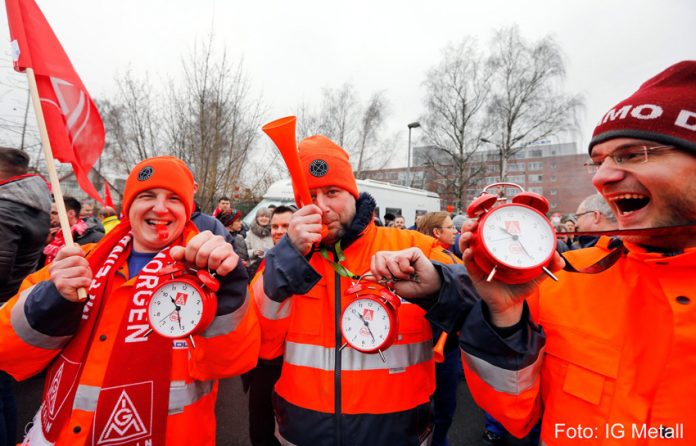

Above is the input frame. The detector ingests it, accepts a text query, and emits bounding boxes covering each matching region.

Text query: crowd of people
[0,60,693,446]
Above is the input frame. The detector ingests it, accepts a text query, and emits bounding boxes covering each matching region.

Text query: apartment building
[360,142,597,215]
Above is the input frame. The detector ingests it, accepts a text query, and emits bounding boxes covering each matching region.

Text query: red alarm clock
[466,183,558,284]
[147,263,219,346]
[340,280,402,362]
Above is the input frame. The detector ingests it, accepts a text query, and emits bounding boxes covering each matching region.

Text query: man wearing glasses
[368,60,696,445]
[571,194,618,249]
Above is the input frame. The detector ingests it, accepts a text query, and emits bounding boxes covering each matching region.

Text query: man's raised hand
[370,247,441,299]
[170,231,239,276]
[50,245,92,302]
[287,205,323,255]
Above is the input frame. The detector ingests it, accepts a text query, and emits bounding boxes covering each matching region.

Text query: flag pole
[26,67,87,301]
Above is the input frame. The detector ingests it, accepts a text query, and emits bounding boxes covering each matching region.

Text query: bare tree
[318,83,359,149]
[354,91,388,178]
[296,83,392,177]
[163,35,264,211]
[296,100,324,140]
[420,38,491,210]
[0,61,41,166]
[97,35,263,211]
[99,70,163,176]
[241,149,284,198]
[485,26,584,181]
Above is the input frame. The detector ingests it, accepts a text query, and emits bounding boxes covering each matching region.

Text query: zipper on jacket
[333,249,343,446]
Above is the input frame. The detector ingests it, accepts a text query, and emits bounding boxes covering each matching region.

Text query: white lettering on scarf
[125,253,167,344]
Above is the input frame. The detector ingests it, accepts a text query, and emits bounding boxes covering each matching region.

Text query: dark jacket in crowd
[191,204,235,243]
[0,175,51,302]
[82,215,105,233]
[74,220,105,245]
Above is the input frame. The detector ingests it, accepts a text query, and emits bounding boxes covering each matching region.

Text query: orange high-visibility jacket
[460,237,696,445]
[0,234,260,446]
[254,221,455,446]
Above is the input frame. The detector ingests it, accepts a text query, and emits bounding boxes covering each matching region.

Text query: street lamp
[407,121,421,187]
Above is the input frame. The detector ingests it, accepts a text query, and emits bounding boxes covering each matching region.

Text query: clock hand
[352,309,376,342]
[159,309,177,324]
[487,237,513,243]
[176,308,183,331]
[366,326,376,343]
[499,225,536,260]
[515,237,535,261]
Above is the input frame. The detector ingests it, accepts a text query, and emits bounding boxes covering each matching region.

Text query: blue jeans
[0,371,17,446]
[431,347,463,446]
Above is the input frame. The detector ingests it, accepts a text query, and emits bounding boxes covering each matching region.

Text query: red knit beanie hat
[298,135,359,199]
[122,156,195,218]
[217,208,242,227]
[589,60,696,154]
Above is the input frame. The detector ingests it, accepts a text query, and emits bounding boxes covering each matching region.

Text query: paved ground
[14,373,490,445]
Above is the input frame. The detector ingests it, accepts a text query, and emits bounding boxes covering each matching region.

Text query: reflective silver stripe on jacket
[72,380,213,414]
[73,384,101,411]
[168,380,213,414]
[462,347,545,395]
[202,294,249,338]
[253,278,291,320]
[10,286,72,350]
[284,340,433,371]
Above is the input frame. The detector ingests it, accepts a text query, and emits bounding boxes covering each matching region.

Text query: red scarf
[40,222,195,445]
[43,219,89,264]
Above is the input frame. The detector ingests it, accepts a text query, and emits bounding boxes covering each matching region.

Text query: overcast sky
[1,0,695,165]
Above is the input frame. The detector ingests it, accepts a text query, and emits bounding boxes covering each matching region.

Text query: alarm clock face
[341,297,393,352]
[480,204,556,269]
[148,281,205,338]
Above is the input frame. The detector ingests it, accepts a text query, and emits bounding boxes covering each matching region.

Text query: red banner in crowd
[6,0,105,203]
[104,181,115,209]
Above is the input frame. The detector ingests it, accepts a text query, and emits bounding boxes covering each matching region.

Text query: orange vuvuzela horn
[262,116,313,207]
[262,116,328,238]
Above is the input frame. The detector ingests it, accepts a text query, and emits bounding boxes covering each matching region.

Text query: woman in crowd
[245,207,274,279]
[416,211,462,446]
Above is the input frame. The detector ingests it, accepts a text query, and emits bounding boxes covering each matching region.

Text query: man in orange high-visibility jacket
[0,156,260,446]
[245,204,295,446]
[370,61,696,446]
[254,134,471,446]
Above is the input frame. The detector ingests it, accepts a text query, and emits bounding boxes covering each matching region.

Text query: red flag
[103,181,115,209]
[6,0,105,203]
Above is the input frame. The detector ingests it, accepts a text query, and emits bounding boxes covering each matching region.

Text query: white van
[243,178,441,227]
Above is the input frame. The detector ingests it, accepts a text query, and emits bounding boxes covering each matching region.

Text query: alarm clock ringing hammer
[466,182,559,284]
